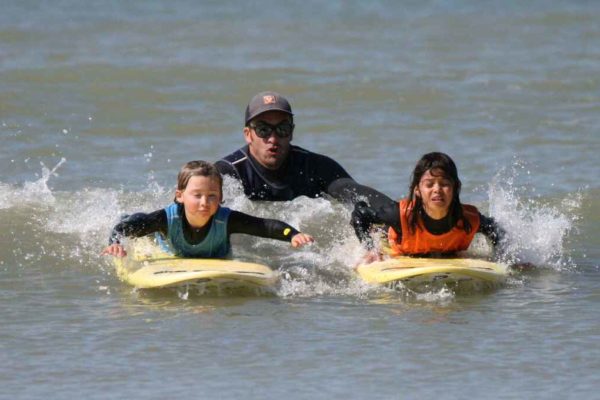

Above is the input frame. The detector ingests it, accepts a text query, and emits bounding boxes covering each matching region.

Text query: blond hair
[175,160,223,201]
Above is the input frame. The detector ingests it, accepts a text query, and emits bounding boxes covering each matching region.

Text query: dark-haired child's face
[175,176,222,228]
[415,168,454,219]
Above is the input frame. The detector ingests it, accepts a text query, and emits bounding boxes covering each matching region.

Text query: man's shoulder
[215,147,250,177]
[290,145,344,167]
[291,145,326,156]
[218,147,249,165]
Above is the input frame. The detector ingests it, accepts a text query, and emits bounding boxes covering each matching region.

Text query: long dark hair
[406,152,471,234]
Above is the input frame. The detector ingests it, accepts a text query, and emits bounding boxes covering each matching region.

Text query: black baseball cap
[244,91,294,125]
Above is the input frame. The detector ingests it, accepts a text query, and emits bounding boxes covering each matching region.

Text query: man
[215,91,392,208]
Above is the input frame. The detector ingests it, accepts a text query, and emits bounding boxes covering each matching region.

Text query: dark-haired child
[352,152,503,263]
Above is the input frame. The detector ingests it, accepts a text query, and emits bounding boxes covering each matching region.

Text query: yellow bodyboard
[356,257,508,286]
[113,239,277,289]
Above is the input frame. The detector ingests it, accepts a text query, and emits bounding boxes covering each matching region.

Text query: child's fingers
[360,250,381,265]
[101,244,127,257]
[100,246,114,256]
[291,233,314,248]
[298,234,314,244]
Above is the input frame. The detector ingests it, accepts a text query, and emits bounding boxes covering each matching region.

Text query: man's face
[244,111,293,170]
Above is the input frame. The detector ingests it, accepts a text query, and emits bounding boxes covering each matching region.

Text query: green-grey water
[1,1,599,399]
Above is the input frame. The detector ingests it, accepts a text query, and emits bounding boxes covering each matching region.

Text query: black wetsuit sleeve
[478,213,505,248]
[313,154,352,183]
[327,177,395,209]
[227,210,300,242]
[351,200,401,249]
[108,210,167,244]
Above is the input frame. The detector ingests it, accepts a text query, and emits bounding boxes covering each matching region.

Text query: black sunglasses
[249,120,295,139]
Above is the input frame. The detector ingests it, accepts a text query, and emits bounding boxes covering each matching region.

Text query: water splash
[487,161,581,270]
[1,158,174,271]
[0,183,12,210]
[23,158,67,202]
[0,158,66,208]
[3,157,581,300]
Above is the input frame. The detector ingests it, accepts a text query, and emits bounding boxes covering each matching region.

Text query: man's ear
[243,127,252,145]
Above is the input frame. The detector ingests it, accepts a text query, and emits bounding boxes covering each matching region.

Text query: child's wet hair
[175,160,223,202]
[407,152,471,233]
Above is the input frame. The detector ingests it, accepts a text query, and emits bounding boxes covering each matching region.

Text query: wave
[0,158,585,300]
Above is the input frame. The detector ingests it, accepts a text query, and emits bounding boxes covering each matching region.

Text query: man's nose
[266,132,279,142]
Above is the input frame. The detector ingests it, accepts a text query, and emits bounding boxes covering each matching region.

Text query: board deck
[113,240,277,289]
[356,256,508,286]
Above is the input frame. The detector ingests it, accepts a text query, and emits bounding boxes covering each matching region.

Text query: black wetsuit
[351,200,504,251]
[215,145,393,207]
[108,204,299,245]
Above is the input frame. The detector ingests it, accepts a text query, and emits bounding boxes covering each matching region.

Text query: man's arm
[309,152,394,207]
[351,200,401,249]
[327,177,395,209]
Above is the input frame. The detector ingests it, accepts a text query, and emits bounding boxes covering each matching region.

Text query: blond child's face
[414,168,454,219]
[175,176,222,228]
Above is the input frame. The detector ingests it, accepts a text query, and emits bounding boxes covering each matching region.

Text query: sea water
[1,1,599,399]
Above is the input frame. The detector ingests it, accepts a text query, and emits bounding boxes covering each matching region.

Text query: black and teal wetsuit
[109,203,300,256]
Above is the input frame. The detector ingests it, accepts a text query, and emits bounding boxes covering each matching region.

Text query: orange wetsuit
[387,199,481,256]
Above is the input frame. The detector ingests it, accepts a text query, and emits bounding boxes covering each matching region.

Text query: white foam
[0,183,12,210]
[0,158,66,209]
[487,161,581,270]
[2,157,583,298]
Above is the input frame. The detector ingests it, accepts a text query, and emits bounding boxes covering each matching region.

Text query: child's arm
[478,213,506,249]
[101,210,167,257]
[227,211,314,247]
[478,214,534,268]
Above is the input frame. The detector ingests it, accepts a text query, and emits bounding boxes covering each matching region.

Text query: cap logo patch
[263,95,276,105]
